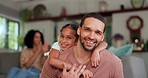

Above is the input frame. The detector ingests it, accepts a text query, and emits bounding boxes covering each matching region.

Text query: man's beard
[80,36,97,52]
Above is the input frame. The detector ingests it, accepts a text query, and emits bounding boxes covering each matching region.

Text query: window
[0,17,19,50]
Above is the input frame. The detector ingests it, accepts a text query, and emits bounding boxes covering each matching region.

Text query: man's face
[77,17,105,51]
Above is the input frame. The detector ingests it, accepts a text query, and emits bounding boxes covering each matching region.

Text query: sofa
[122,55,147,78]
[0,52,20,78]
[129,52,148,78]
[108,44,148,78]
[0,51,147,78]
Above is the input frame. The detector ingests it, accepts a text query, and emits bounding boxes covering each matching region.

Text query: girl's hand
[91,41,107,67]
[82,70,93,78]
[91,52,100,67]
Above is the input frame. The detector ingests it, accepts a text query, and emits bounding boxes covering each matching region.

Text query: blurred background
[0,0,148,78]
[0,0,148,51]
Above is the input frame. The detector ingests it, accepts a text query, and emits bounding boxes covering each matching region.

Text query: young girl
[48,24,107,78]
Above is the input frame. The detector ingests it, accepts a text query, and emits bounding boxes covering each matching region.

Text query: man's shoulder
[101,49,121,62]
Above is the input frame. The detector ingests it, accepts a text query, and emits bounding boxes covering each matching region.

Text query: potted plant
[20,8,31,22]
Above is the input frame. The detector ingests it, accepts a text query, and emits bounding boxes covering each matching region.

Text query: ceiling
[1,0,135,18]
[0,0,52,11]
[0,0,104,11]
[1,0,146,12]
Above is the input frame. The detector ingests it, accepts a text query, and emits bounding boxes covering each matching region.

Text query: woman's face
[33,32,42,46]
[59,27,77,51]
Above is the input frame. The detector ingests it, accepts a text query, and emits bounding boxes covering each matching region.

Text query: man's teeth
[87,41,94,44]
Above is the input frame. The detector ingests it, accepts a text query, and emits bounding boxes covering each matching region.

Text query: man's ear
[101,35,105,41]
[77,26,81,35]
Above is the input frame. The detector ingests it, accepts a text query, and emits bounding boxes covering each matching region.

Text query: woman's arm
[49,48,72,70]
[21,47,42,68]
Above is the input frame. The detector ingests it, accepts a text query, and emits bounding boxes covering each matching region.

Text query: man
[40,13,124,78]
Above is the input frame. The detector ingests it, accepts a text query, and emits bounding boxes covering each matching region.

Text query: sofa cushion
[0,52,21,74]
[108,44,133,58]
[0,74,7,78]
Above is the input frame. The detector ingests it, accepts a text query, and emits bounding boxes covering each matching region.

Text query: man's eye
[85,28,90,32]
[96,31,103,35]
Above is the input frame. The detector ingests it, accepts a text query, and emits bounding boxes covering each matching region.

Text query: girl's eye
[67,37,72,39]
[60,35,64,38]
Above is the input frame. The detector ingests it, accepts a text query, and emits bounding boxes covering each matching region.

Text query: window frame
[0,16,20,50]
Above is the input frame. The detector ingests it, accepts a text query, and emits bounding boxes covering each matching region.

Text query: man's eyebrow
[84,26,91,29]
[96,29,102,32]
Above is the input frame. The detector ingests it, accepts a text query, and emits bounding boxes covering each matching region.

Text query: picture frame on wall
[131,0,145,9]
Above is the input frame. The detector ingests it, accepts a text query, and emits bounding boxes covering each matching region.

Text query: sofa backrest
[122,56,147,78]
[0,52,21,74]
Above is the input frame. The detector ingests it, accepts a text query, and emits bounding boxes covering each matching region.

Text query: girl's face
[33,32,42,46]
[59,27,77,51]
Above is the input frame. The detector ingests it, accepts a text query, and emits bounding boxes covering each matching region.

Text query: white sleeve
[44,42,61,56]
[51,42,61,51]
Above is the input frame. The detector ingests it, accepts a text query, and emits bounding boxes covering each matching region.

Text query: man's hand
[61,64,86,78]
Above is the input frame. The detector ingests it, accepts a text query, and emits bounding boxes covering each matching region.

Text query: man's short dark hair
[80,13,106,33]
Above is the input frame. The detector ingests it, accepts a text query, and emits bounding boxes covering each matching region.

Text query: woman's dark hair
[80,13,106,33]
[60,24,79,42]
[24,29,44,48]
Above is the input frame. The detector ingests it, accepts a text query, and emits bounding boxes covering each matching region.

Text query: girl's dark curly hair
[24,30,44,48]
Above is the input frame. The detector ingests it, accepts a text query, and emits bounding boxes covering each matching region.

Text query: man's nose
[88,32,95,39]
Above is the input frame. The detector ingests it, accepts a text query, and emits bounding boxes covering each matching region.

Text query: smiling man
[40,13,124,78]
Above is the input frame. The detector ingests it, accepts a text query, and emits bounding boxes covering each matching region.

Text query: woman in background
[7,29,50,78]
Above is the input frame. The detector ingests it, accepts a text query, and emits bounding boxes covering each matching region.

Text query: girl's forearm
[49,58,72,70]
[93,41,108,53]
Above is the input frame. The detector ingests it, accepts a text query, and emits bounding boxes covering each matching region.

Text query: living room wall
[24,20,55,45]
[112,10,148,44]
